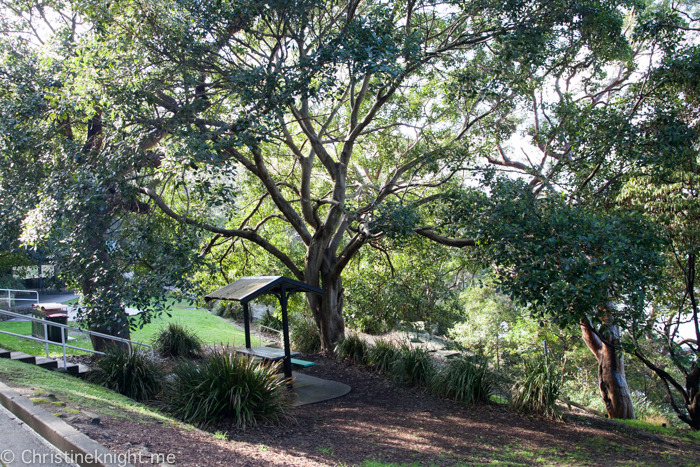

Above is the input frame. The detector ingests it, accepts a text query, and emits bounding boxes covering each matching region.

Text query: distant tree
[436,178,662,419]
[343,237,470,334]
[617,42,700,430]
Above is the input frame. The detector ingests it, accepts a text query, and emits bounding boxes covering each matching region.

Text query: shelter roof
[204,276,323,303]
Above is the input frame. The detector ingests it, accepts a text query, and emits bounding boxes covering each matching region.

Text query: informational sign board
[12,264,55,279]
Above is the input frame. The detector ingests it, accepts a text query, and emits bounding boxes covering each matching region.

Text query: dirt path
[48,354,696,467]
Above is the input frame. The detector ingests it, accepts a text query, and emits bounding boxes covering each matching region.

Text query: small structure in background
[31,303,68,342]
[205,276,351,407]
[204,276,322,380]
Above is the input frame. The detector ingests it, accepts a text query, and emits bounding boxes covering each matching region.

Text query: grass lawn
[0,299,252,357]
[129,301,251,347]
[0,357,174,421]
[0,321,93,357]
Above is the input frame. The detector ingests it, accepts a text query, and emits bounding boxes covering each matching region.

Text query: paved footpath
[0,404,77,467]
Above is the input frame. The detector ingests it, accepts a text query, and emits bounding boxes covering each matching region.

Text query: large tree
[434,177,662,419]
[427,1,698,420]
[41,0,638,353]
[0,0,208,345]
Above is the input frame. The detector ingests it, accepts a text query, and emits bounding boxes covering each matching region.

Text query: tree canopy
[1,0,698,423]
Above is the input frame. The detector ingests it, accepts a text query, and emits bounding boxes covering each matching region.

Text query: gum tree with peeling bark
[434,178,661,420]
[453,2,700,421]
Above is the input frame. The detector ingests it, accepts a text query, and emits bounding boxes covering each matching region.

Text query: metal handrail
[257,324,282,346]
[0,289,39,307]
[0,308,154,370]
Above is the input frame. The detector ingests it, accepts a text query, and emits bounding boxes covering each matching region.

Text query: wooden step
[9,352,36,364]
[0,348,10,358]
[54,360,80,375]
[53,360,89,376]
[35,357,58,369]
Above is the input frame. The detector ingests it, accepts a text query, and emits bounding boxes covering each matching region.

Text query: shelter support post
[243,301,251,349]
[280,285,293,381]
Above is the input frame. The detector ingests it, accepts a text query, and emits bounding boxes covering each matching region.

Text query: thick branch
[413,227,475,248]
[139,186,304,280]
[333,232,367,280]
[251,146,313,245]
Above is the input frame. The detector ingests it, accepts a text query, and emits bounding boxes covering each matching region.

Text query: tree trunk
[580,318,635,419]
[80,271,131,352]
[89,307,131,352]
[306,254,345,353]
[686,365,700,430]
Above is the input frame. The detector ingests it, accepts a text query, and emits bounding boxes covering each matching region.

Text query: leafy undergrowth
[615,418,700,443]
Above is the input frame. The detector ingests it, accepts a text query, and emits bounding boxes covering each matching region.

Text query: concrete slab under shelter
[288,373,351,407]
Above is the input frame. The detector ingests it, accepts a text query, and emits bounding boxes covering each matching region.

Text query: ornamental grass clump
[335,333,369,365]
[389,343,435,387]
[153,323,203,358]
[290,316,321,354]
[431,354,495,405]
[367,339,400,373]
[510,357,562,419]
[166,348,289,429]
[87,346,163,401]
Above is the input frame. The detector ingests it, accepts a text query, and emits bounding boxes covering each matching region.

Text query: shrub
[212,301,245,321]
[166,348,289,428]
[335,333,368,365]
[510,357,562,419]
[389,343,434,387]
[367,339,400,373]
[258,310,283,331]
[290,316,321,354]
[152,323,203,358]
[431,354,495,405]
[88,347,163,401]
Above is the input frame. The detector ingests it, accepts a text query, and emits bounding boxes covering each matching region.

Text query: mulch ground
[62,354,700,466]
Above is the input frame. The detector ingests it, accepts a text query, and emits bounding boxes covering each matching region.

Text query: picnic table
[205,276,323,380]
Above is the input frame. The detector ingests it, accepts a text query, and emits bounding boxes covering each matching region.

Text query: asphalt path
[0,404,77,467]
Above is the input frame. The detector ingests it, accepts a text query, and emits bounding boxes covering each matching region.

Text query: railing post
[61,322,67,370]
[43,322,49,358]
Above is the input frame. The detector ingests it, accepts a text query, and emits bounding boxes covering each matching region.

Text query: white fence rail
[257,324,282,346]
[0,308,154,370]
[0,289,39,309]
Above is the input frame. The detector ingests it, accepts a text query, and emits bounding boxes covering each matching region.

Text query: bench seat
[290,358,316,368]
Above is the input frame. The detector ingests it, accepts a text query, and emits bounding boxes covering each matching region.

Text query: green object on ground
[290,358,316,368]
[88,347,164,401]
[166,348,289,428]
[152,322,203,358]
